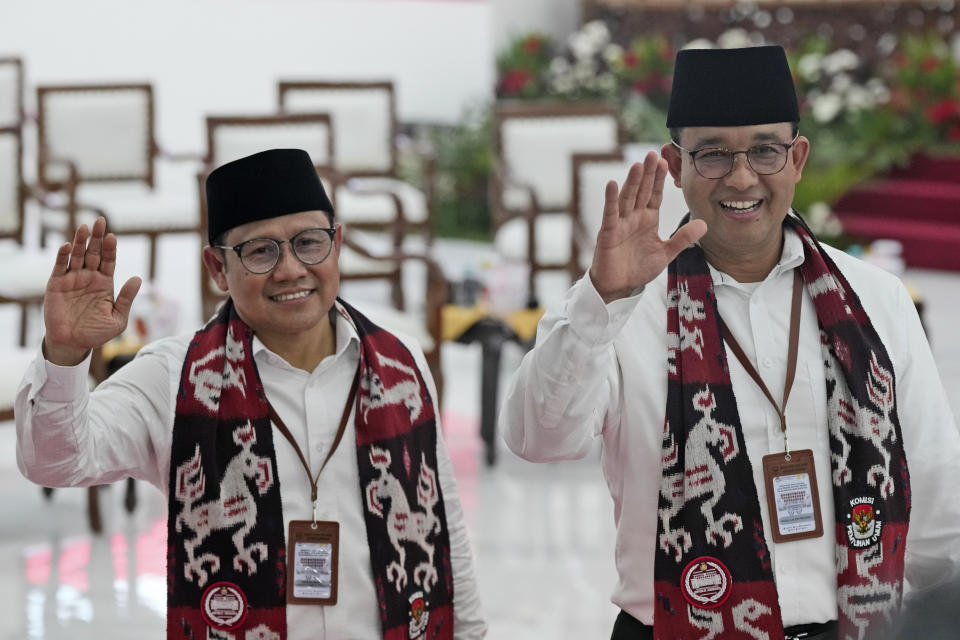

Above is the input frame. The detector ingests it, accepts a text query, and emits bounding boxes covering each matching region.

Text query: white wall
[2,0,496,150]
[491,0,581,51]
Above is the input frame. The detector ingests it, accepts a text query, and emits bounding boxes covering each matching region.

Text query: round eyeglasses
[214,227,336,274]
[672,134,800,179]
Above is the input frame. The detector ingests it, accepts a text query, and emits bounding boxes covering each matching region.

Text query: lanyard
[718,269,803,458]
[268,366,361,525]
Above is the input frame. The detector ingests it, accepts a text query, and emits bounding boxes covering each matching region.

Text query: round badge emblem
[681,556,732,609]
[845,495,882,549]
[201,581,249,631]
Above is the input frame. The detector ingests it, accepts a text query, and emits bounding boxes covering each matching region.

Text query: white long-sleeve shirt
[501,228,960,627]
[16,303,487,639]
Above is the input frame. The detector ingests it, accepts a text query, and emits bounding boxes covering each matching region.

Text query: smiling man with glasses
[501,45,960,640]
[15,149,487,640]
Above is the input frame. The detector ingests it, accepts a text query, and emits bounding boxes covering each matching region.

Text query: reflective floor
[2,232,959,639]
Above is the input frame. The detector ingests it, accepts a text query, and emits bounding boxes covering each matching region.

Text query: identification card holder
[762,449,823,543]
[287,520,339,605]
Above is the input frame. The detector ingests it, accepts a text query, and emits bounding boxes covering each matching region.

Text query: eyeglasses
[671,134,800,179]
[214,227,336,274]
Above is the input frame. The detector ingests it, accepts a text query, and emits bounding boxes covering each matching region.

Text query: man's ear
[789,135,811,184]
[201,247,230,293]
[661,142,683,188]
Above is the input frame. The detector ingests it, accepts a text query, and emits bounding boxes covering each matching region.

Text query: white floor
[1,230,959,639]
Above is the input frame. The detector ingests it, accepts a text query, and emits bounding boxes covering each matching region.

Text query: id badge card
[287,521,339,605]
[762,449,823,543]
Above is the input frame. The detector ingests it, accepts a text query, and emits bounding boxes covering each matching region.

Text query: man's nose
[271,242,308,278]
[723,153,759,190]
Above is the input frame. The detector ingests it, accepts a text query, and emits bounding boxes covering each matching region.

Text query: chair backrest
[495,103,621,216]
[205,113,335,169]
[36,83,154,188]
[0,57,24,130]
[278,81,396,176]
[0,128,23,242]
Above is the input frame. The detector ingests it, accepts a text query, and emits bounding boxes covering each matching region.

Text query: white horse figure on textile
[659,386,744,561]
[827,345,899,498]
[365,446,442,593]
[174,422,275,587]
[359,352,423,422]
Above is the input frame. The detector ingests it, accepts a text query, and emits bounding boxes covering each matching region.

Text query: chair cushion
[335,178,428,225]
[41,159,199,232]
[0,132,20,236]
[0,246,57,297]
[494,213,573,265]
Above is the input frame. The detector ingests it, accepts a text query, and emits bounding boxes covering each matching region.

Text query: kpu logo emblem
[845,496,883,548]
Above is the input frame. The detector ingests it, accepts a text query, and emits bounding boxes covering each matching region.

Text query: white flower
[811,92,844,123]
[845,85,875,111]
[866,78,891,103]
[573,59,597,82]
[683,38,715,50]
[549,57,571,75]
[603,43,624,65]
[717,28,751,49]
[598,73,617,93]
[569,32,597,61]
[823,49,859,74]
[797,53,824,82]
[830,72,852,93]
[581,20,610,49]
[552,76,575,95]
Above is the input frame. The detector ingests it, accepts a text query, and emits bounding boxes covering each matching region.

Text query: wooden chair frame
[277,80,434,246]
[491,102,623,300]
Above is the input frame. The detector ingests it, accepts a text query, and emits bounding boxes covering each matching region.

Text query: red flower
[927,98,959,125]
[921,56,941,73]
[632,78,651,93]
[500,69,533,95]
[949,124,960,142]
[523,36,543,55]
[623,50,639,68]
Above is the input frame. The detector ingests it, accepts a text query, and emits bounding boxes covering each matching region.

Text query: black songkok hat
[666,45,799,128]
[205,148,334,243]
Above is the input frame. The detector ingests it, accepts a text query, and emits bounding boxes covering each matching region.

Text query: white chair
[35,83,202,280]
[491,103,622,304]
[0,57,23,131]
[278,80,433,247]
[571,145,688,275]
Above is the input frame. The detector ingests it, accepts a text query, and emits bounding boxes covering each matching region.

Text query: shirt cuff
[566,273,645,345]
[41,350,93,403]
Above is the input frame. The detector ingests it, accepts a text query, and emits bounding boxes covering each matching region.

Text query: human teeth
[273,290,310,301]
[722,200,760,210]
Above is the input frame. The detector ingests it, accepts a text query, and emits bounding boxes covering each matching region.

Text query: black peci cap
[205,148,334,244]
[666,45,799,129]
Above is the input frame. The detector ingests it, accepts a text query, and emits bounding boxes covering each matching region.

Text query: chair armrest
[490,161,541,229]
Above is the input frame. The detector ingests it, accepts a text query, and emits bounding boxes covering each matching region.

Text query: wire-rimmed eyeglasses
[671,133,800,179]
[214,227,336,274]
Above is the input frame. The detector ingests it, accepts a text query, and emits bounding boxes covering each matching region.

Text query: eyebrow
[689,130,788,149]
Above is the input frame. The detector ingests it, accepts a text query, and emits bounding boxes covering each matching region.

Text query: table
[443,305,543,466]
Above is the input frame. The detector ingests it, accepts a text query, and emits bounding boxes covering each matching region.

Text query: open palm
[43,217,142,365]
[589,151,707,303]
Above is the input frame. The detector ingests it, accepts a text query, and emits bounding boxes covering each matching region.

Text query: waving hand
[589,151,707,303]
[43,217,142,366]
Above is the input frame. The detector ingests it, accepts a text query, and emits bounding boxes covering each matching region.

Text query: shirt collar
[251,300,361,370]
[708,222,805,288]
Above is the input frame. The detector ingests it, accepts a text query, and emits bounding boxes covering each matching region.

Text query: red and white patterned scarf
[654,215,910,640]
[166,299,454,639]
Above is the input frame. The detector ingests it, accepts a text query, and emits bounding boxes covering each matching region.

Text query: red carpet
[833,154,960,271]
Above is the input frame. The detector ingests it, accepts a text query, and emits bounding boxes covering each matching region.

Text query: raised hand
[589,151,707,303]
[43,217,142,366]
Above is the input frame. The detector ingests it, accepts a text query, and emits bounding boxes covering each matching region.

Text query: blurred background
[1,0,959,638]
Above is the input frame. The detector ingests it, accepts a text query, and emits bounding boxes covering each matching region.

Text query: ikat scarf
[166,299,454,640]
[654,214,910,640]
